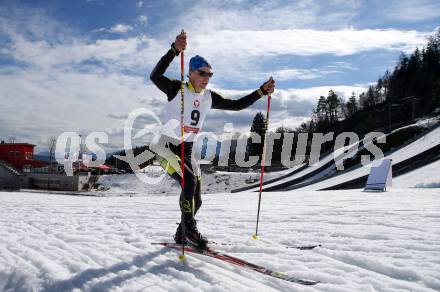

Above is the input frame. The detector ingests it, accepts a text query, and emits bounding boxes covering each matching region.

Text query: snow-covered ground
[1,188,439,291]
[2,118,439,291]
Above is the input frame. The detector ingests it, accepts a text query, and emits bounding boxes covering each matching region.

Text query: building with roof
[0,142,49,171]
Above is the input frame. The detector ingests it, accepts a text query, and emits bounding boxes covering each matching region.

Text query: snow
[393,159,440,188]
[244,144,357,192]
[236,118,440,193]
[1,188,439,291]
[299,125,440,191]
[1,118,439,291]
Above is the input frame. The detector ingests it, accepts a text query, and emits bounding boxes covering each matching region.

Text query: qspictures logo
[55,108,386,185]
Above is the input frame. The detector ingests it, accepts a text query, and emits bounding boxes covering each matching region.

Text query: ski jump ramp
[232,121,440,192]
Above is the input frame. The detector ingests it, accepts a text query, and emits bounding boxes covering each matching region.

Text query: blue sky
[0,0,439,153]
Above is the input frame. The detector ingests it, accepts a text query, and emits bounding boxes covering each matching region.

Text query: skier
[150,31,275,249]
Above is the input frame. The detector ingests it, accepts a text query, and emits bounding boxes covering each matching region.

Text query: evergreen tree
[326,90,340,124]
[345,92,358,118]
[316,96,328,122]
[379,70,391,102]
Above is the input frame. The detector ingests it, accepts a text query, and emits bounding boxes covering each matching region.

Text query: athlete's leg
[193,176,202,216]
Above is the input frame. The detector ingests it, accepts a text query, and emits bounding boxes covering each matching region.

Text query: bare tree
[7,137,16,143]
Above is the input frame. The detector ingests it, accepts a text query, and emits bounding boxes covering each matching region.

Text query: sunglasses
[197,70,213,78]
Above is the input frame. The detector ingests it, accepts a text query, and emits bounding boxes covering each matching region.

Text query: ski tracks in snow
[0,189,439,291]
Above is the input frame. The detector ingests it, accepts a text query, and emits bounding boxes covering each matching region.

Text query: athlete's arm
[210,90,264,111]
[211,77,274,111]
[149,45,181,101]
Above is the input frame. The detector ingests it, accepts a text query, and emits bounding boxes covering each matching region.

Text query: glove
[258,77,275,97]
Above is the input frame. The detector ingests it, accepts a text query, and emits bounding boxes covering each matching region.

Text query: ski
[152,242,319,286]
[209,240,321,250]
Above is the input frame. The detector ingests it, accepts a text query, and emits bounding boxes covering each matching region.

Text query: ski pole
[179,29,186,261]
[253,80,272,239]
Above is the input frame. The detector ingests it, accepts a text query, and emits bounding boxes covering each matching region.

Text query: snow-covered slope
[234,118,440,193]
[240,142,361,193]
[299,125,440,191]
[393,159,440,188]
[1,189,439,291]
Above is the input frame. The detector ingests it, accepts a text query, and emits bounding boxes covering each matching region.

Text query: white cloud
[0,1,435,152]
[0,68,167,153]
[93,23,134,34]
[272,69,326,81]
[0,26,368,153]
[279,85,367,103]
[264,85,368,130]
[4,31,166,71]
[269,116,311,131]
[177,0,438,33]
[177,28,432,83]
[0,9,168,151]
[189,29,431,59]
[327,62,357,71]
[138,15,148,26]
[177,0,361,31]
[2,20,373,146]
[382,0,440,22]
[203,84,368,134]
[109,23,133,34]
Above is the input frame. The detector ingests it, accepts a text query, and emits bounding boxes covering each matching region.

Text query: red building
[0,143,48,171]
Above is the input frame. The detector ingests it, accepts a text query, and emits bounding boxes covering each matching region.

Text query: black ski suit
[150,45,265,221]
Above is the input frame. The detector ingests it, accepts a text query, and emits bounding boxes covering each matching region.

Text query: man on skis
[150,31,275,249]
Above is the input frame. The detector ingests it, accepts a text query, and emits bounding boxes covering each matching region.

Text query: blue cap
[189,55,211,72]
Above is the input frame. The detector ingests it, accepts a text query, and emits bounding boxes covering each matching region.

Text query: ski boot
[174,223,187,245]
[183,218,208,250]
